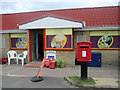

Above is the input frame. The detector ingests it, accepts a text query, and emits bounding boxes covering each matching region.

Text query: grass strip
[67,76,95,85]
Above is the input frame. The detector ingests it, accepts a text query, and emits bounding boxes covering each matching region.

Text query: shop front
[19,16,83,66]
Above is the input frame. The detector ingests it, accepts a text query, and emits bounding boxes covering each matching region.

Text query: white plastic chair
[7,51,18,65]
[17,51,27,66]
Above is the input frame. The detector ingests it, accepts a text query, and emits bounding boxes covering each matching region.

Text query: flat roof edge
[0,30,27,34]
[74,26,120,31]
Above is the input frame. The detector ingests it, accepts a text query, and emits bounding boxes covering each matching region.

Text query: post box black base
[81,62,88,80]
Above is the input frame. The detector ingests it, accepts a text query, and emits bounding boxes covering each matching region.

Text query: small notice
[82,51,86,57]
[46,51,56,59]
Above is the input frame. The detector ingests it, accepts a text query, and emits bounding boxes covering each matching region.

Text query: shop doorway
[36,30,44,61]
[38,34,44,60]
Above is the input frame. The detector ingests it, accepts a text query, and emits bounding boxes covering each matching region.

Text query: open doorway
[37,30,44,61]
[38,34,44,60]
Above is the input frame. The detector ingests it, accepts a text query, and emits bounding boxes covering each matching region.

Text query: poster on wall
[90,35,120,49]
[90,31,120,49]
[10,33,28,49]
[45,28,73,50]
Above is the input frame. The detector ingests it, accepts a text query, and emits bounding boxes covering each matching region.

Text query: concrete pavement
[1,63,119,88]
[2,76,78,88]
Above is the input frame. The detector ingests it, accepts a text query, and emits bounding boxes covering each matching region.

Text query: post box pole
[81,62,88,79]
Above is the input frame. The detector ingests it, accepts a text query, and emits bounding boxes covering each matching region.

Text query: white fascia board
[19,17,83,29]
[0,30,27,34]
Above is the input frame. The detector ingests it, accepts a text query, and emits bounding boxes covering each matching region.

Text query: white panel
[77,35,87,42]
[82,51,86,57]
[0,37,5,48]
[19,17,82,29]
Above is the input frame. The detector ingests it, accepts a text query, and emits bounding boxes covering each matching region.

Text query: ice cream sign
[45,28,73,49]
[51,35,67,48]
[10,33,28,49]
[97,35,113,48]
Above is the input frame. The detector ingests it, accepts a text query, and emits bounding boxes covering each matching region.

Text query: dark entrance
[35,30,44,61]
[38,33,44,60]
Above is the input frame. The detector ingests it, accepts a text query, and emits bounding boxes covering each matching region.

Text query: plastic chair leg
[22,59,24,66]
[8,59,10,65]
[17,58,18,64]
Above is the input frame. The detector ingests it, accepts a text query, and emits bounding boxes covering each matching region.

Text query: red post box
[76,41,92,62]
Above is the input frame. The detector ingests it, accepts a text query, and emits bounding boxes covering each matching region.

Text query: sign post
[81,62,88,79]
